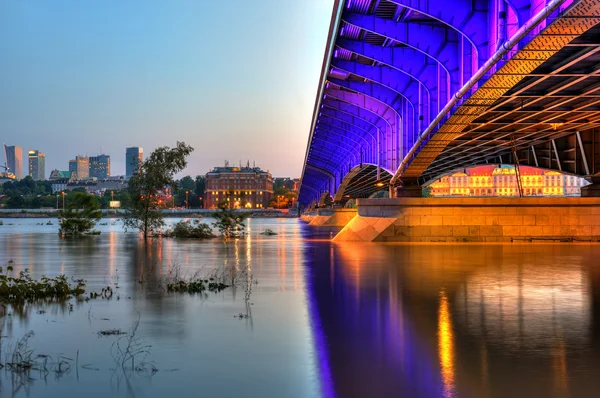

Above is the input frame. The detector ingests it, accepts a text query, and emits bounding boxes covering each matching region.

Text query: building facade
[428,165,589,197]
[125,147,143,178]
[68,155,89,179]
[205,166,273,209]
[4,145,23,180]
[28,150,46,181]
[89,154,110,179]
[49,169,74,181]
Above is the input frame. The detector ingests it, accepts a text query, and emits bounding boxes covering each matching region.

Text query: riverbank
[0,208,297,218]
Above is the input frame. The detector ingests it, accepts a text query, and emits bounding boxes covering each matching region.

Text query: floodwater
[0,218,600,398]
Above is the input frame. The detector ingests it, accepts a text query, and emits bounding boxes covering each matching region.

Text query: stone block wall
[333,198,600,242]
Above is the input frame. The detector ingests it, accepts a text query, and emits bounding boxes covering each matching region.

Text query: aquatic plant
[212,206,248,239]
[0,268,86,303]
[111,314,156,374]
[59,192,102,236]
[163,219,215,239]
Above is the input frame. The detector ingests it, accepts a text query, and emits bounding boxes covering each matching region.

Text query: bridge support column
[581,176,600,197]
[391,179,422,198]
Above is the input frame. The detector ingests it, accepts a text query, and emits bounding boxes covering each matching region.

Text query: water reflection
[305,243,600,398]
[2,220,600,397]
[438,290,455,398]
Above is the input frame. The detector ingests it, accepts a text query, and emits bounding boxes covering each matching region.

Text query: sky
[0,0,334,178]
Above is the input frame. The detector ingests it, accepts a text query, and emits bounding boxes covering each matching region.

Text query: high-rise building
[205,164,273,209]
[28,150,46,181]
[89,154,110,179]
[125,147,143,177]
[68,155,89,179]
[3,144,23,180]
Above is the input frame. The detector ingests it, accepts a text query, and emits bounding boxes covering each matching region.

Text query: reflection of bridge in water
[299,0,600,205]
[305,243,600,397]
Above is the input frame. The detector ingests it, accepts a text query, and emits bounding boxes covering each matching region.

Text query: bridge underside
[415,15,600,184]
[299,0,600,206]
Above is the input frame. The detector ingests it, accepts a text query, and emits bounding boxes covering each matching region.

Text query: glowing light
[438,290,455,398]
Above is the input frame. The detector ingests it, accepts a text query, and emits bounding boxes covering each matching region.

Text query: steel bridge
[299,0,600,206]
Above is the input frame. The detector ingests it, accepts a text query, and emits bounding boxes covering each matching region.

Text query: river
[0,218,599,397]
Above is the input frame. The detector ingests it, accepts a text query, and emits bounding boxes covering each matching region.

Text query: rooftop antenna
[246,160,250,168]
[225,160,229,167]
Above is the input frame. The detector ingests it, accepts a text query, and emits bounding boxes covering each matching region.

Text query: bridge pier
[333,198,600,242]
[581,176,600,198]
[301,208,358,227]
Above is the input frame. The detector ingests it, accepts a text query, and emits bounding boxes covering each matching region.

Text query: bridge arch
[334,164,393,203]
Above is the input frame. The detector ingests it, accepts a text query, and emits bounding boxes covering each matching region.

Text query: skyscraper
[3,144,23,180]
[89,154,110,179]
[28,150,46,181]
[68,155,89,179]
[125,147,143,177]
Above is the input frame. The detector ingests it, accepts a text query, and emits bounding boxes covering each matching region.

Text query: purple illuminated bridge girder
[317,118,375,157]
[319,114,377,161]
[325,88,399,170]
[387,0,490,65]
[330,60,420,148]
[336,38,437,123]
[330,78,414,165]
[313,126,370,162]
[342,13,460,100]
[323,97,389,134]
[321,98,390,171]
[320,109,378,143]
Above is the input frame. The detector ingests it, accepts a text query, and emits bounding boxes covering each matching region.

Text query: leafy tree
[123,142,194,238]
[6,194,25,208]
[195,175,206,207]
[59,192,102,236]
[212,205,247,240]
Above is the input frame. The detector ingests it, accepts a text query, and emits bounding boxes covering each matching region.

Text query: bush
[164,220,214,239]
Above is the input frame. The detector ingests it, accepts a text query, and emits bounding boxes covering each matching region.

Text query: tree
[212,204,247,240]
[195,175,206,208]
[123,142,194,238]
[59,192,102,236]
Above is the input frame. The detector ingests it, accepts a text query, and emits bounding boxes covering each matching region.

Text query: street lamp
[62,191,65,210]
[186,190,189,209]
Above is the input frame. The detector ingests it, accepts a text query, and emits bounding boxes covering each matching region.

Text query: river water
[0,218,599,398]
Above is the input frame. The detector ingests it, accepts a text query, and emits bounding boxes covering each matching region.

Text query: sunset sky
[0,0,334,178]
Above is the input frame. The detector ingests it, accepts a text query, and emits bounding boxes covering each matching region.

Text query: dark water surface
[0,218,599,398]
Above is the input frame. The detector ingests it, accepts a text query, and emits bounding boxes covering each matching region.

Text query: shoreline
[0,210,296,219]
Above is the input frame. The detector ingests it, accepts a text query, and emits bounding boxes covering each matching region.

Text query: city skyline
[0,0,334,178]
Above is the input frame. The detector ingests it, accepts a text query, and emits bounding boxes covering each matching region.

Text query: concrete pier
[333,198,600,242]
[300,208,358,227]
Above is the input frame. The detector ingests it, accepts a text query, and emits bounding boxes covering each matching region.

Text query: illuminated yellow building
[428,165,588,197]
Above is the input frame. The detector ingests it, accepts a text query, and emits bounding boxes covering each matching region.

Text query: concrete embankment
[333,198,600,242]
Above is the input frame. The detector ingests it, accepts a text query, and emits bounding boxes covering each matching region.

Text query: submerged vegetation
[58,192,102,236]
[163,219,215,239]
[124,142,194,238]
[212,206,248,239]
[0,267,86,303]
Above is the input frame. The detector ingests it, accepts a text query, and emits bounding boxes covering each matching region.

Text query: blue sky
[0,0,334,178]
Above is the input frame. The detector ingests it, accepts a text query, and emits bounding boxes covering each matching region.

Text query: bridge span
[299,0,600,206]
